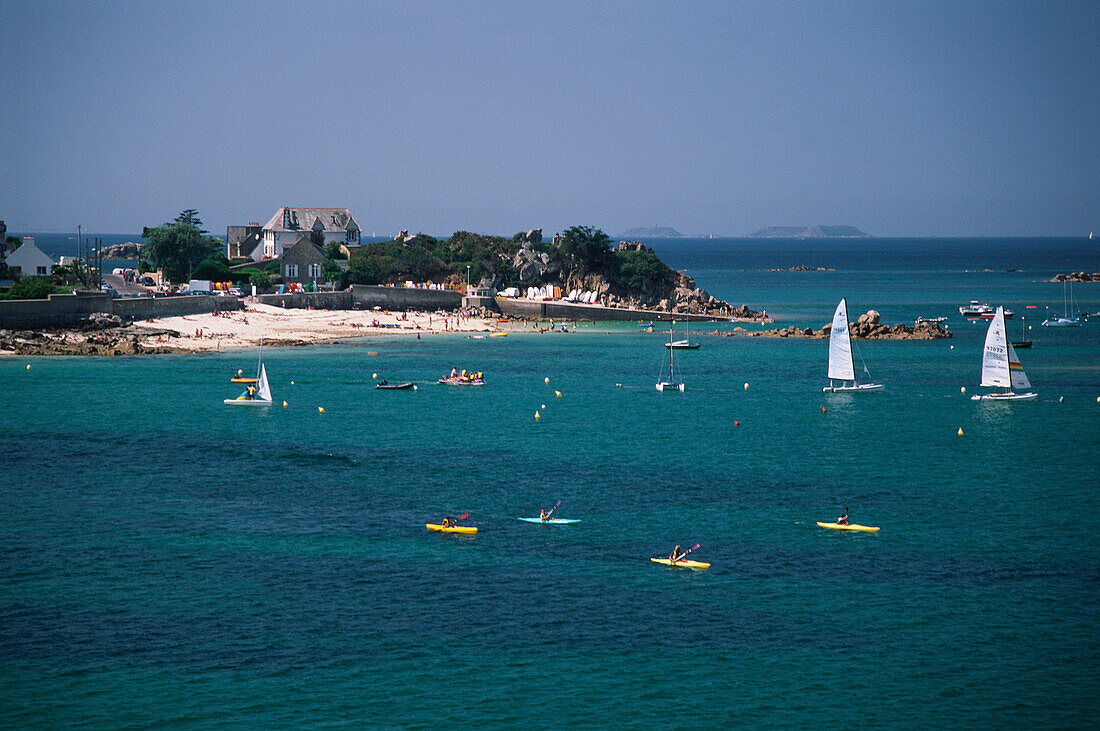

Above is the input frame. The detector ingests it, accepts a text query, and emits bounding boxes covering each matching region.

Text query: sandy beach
[138,302,503,351]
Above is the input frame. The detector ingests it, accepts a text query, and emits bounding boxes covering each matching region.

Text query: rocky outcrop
[748,310,951,339]
[98,242,144,259]
[1050,272,1099,282]
[0,327,178,355]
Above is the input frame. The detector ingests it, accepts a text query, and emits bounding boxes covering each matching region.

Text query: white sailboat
[225,342,273,405]
[971,307,1036,401]
[823,298,883,392]
[1042,280,1085,327]
[665,317,701,349]
[656,325,685,392]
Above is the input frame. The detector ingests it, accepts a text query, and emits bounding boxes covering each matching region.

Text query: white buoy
[743,382,749,390]
[26,364,31,370]
[291,381,295,385]
[541,404,546,409]
[1059,396,1064,403]
[372,373,377,379]
[544,377,550,384]
[950,345,954,350]
[960,386,966,394]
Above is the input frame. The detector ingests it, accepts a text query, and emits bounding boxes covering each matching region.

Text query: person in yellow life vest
[441,516,453,528]
[247,384,256,399]
[540,508,549,522]
[669,545,683,563]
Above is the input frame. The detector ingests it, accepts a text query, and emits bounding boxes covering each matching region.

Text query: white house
[260,207,361,259]
[7,237,55,276]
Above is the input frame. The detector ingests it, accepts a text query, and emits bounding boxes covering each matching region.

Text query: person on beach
[669,545,683,563]
[837,507,849,525]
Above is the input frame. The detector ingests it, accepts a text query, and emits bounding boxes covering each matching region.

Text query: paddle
[544,500,562,520]
[669,543,701,563]
[456,513,469,522]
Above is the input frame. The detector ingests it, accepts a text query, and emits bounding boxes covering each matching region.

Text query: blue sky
[1,0,1097,237]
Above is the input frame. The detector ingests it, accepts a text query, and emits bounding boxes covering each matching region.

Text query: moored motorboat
[959,301,994,317]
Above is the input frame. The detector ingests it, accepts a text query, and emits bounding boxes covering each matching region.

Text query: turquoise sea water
[2,238,1099,727]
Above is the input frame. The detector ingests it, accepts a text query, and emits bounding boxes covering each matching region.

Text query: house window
[308,263,321,278]
[285,264,298,278]
[37,266,48,275]
[346,229,360,243]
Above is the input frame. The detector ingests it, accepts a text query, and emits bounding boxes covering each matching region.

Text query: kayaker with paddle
[837,507,849,526]
[441,516,454,528]
[669,545,684,563]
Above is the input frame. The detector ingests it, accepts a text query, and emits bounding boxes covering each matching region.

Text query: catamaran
[823,298,883,392]
[971,306,1036,401]
[665,317,701,349]
[656,325,685,392]
[225,342,273,405]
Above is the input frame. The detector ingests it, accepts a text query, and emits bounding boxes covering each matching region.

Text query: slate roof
[262,207,360,234]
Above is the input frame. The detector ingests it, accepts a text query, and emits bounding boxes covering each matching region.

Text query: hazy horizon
[2,1,1097,238]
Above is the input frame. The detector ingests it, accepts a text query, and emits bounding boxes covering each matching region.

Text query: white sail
[1007,341,1031,390]
[827,299,856,381]
[257,363,272,401]
[979,307,1012,388]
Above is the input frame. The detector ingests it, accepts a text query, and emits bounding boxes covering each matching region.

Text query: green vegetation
[344,226,685,304]
[190,253,233,281]
[142,209,220,282]
[0,276,56,300]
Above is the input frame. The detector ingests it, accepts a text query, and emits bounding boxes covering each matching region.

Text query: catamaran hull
[822,383,884,393]
[970,392,1037,401]
[665,340,700,349]
[656,382,685,392]
[223,398,273,406]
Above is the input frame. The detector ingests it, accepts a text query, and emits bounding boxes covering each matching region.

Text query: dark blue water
[1,238,1098,727]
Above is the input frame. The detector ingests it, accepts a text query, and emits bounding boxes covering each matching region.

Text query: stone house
[261,207,361,259]
[226,223,263,261]
[278,236,329,286]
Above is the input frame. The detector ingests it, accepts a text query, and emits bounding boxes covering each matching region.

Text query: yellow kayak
[426,523,477,534]
[651,557,710,569]
[816,521,879,532]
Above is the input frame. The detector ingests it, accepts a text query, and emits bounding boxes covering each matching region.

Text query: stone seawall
[0,292,242,329]
[254,291,353,310]
[114,295,242,321]
[350,285,462,311]
[496,298,726,322]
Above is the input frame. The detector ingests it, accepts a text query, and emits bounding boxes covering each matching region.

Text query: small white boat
[225,352,273,406]
[656,326,685,392]
[971,307,1036,401]
[1042,281,1085,327]
[664,318,701,349]
[914,316,948,326]
[823,299,883,393]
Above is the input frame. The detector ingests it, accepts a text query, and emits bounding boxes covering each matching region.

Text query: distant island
[620,226,684,238]
[748,225,869,239]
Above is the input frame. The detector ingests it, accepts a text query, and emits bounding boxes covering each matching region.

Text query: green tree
[322,259,344,283]
[325,241,348,260]
[240,268,271,291]
[191,254,232,281]
[556,225,613,277]
[142,209,219,282]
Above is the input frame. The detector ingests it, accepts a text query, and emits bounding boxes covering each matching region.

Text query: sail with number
[980,307,1031,389]
[827,298,856,381]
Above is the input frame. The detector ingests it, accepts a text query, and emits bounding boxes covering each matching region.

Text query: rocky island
[98,241,145,259]
[749,225,869,239]
[744,310,951,340]
[1050,272,1099,282]
[619,226,684,238]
